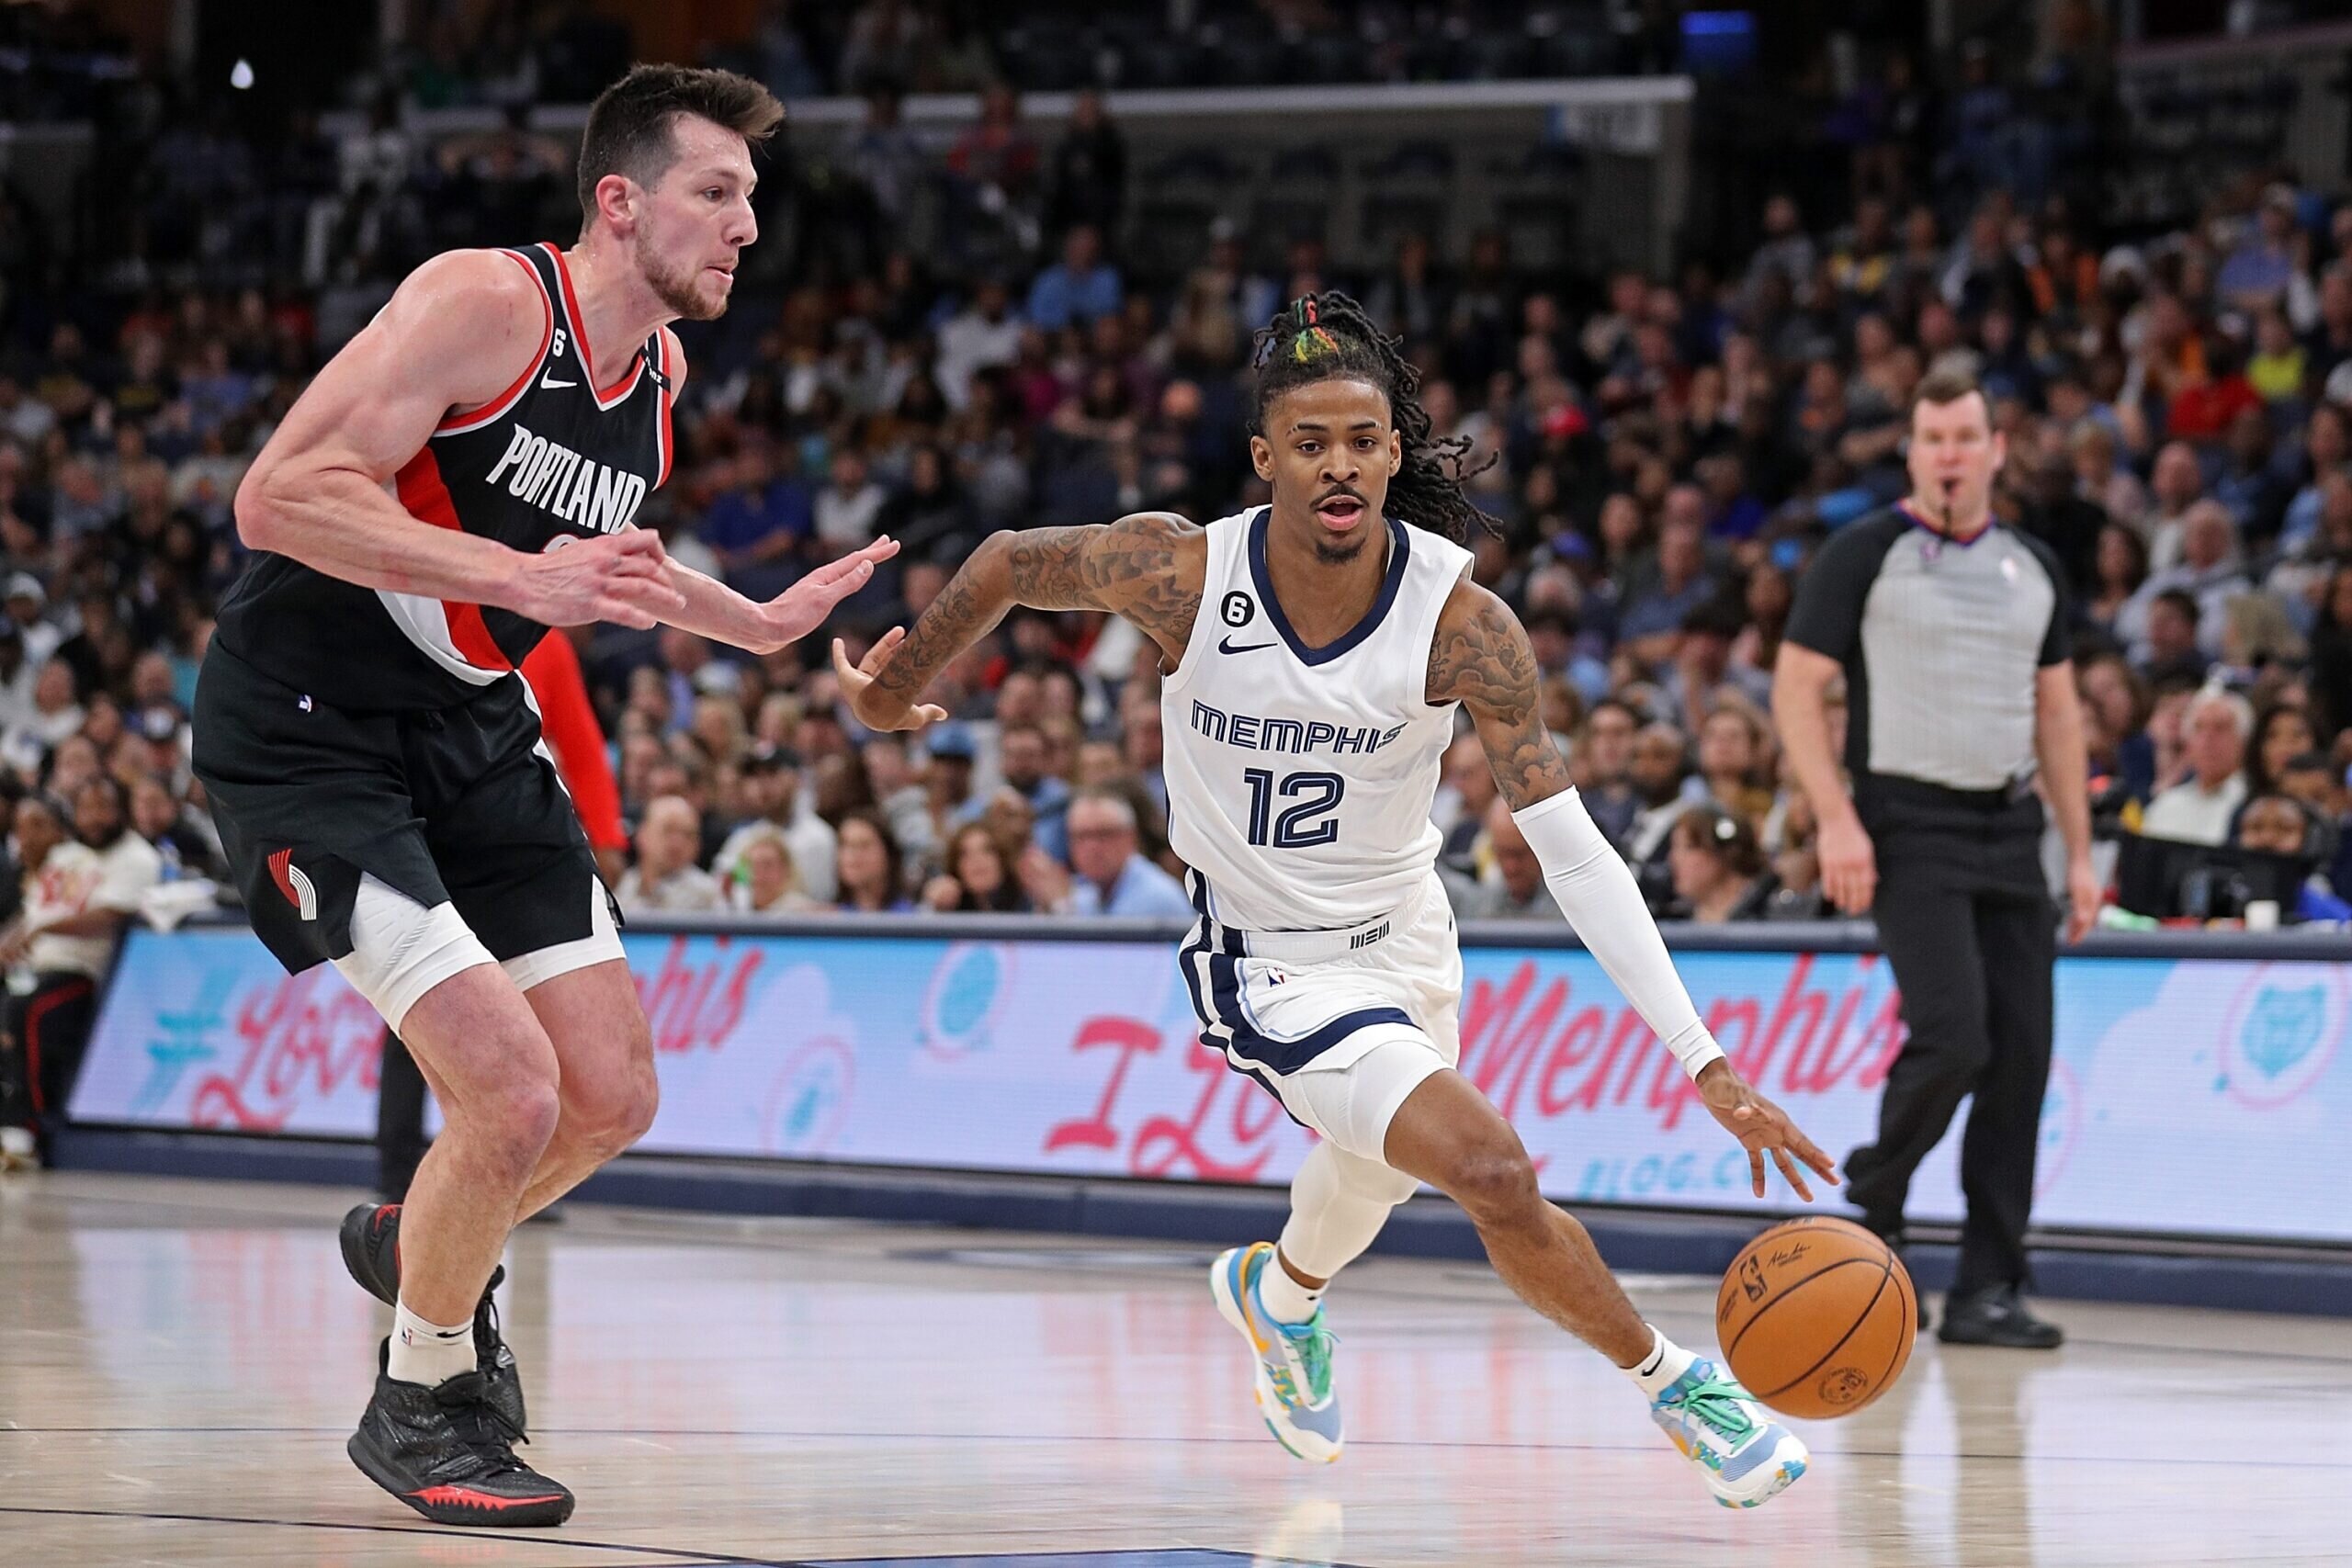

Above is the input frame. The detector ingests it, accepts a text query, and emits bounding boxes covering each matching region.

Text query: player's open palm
[1698,1061,1840,1201]
[833,626,948,732]
[515,530,685,628]
[755,537,902,652]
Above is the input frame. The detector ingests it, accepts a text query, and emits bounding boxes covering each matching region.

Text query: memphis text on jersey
[1186,698,1407,757]
[481,421,650,534]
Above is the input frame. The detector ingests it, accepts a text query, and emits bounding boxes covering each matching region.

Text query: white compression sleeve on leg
[1278,1142,1417,1281]
[1510,788,1725,1080]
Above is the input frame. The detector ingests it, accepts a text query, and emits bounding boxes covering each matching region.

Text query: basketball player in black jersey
[192,66,897,1527]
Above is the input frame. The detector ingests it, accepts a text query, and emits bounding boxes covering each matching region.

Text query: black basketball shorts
[191,644,624,1023]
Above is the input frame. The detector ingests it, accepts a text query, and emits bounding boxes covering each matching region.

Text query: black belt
[1860,772,2038,814]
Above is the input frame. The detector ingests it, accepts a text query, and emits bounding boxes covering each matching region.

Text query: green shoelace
[1668,1373,1758,1446]
[1274,1313,1337,1404]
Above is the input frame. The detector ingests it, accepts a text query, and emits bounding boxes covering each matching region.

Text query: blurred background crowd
[4,0,2352,956]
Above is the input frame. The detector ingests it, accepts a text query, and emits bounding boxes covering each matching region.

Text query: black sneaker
[340,1202,528,1436]
[1938,1284,2064,1348]
[340,1202,405,1303]
[348,1340,573,1527]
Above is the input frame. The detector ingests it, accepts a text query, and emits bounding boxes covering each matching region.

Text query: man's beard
[639,237,724,321]
[1311,530,1371,567]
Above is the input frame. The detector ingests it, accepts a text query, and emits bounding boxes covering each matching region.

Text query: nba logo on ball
[1735,1252,1770,1304]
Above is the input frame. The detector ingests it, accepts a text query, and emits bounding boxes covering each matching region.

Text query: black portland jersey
[214,243,674,710]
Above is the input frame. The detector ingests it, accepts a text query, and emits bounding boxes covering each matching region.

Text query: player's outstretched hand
[1697,1059,1841,1201]
[516,529,685,629]
[832,625,948,733]
[753,536,901,653]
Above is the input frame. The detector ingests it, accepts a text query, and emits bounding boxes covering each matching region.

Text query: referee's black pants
[1845,781,2056,1300]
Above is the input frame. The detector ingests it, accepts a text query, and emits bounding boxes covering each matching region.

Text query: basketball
[1716,1218,1916,1419]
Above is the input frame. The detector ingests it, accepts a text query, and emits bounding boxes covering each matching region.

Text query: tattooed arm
[1424,579,1838,1192]
[1425,577,1570,809]
[835,513,1205,732]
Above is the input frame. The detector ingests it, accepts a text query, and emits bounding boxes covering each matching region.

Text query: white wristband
[1510,788,1726,1081]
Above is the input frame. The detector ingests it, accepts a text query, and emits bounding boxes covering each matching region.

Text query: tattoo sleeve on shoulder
[1427,582,1571,811]
[1006,512,1203,650]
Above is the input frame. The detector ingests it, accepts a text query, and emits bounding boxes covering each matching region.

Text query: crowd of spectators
[550,77,2352,934]
[2,6,2350,1025]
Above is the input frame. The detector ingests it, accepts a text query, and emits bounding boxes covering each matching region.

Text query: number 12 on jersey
[1242,768,1345,848]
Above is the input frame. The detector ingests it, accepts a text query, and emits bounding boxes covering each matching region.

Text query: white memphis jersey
[1161,506,1476,931]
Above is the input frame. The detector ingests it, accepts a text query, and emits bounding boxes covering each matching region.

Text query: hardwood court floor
[3,1172,2346,1568]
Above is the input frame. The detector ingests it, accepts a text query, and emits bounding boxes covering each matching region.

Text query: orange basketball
[1715,1216,1916,1419]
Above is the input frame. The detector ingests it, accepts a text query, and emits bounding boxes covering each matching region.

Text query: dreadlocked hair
[1249,290,1498,544]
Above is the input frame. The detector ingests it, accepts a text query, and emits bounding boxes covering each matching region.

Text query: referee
[1772,367,2098,1349]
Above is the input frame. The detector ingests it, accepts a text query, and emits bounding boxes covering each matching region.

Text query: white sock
[1256,1249,1326,1324]
[388,1300,475,1388]
[1625,1325,1698,1399]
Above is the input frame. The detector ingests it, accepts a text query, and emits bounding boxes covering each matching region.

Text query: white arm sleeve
[1510,787,1725,1080]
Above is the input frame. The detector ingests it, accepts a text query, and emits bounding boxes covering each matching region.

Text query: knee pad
[332,874,497,1034]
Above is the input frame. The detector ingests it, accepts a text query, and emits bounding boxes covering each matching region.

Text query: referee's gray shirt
[1784,505,2068,795]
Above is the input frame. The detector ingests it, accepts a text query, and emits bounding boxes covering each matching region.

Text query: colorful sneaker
[347,1339,572,1527]
[1648,1358,1809,1508]
[339,1202,528,1438]
[1210,1242,1343,1463]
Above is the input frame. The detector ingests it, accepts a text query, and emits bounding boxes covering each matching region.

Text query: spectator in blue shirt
[1061,788,1191,918]
[956,720,1070,861]
[2218,186,2301,314]
[1616,509,1720,661]
[700,436,813,601]
[1025,223,1123,333]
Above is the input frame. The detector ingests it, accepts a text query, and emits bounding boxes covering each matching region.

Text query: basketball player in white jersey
[837,293,1838,1508]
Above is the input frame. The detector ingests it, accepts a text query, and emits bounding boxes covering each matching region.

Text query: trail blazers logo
[267,849,318,922]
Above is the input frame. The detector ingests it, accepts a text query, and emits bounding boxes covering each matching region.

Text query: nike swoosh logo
[540,375,577,389]
[1218,636,1274,654]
